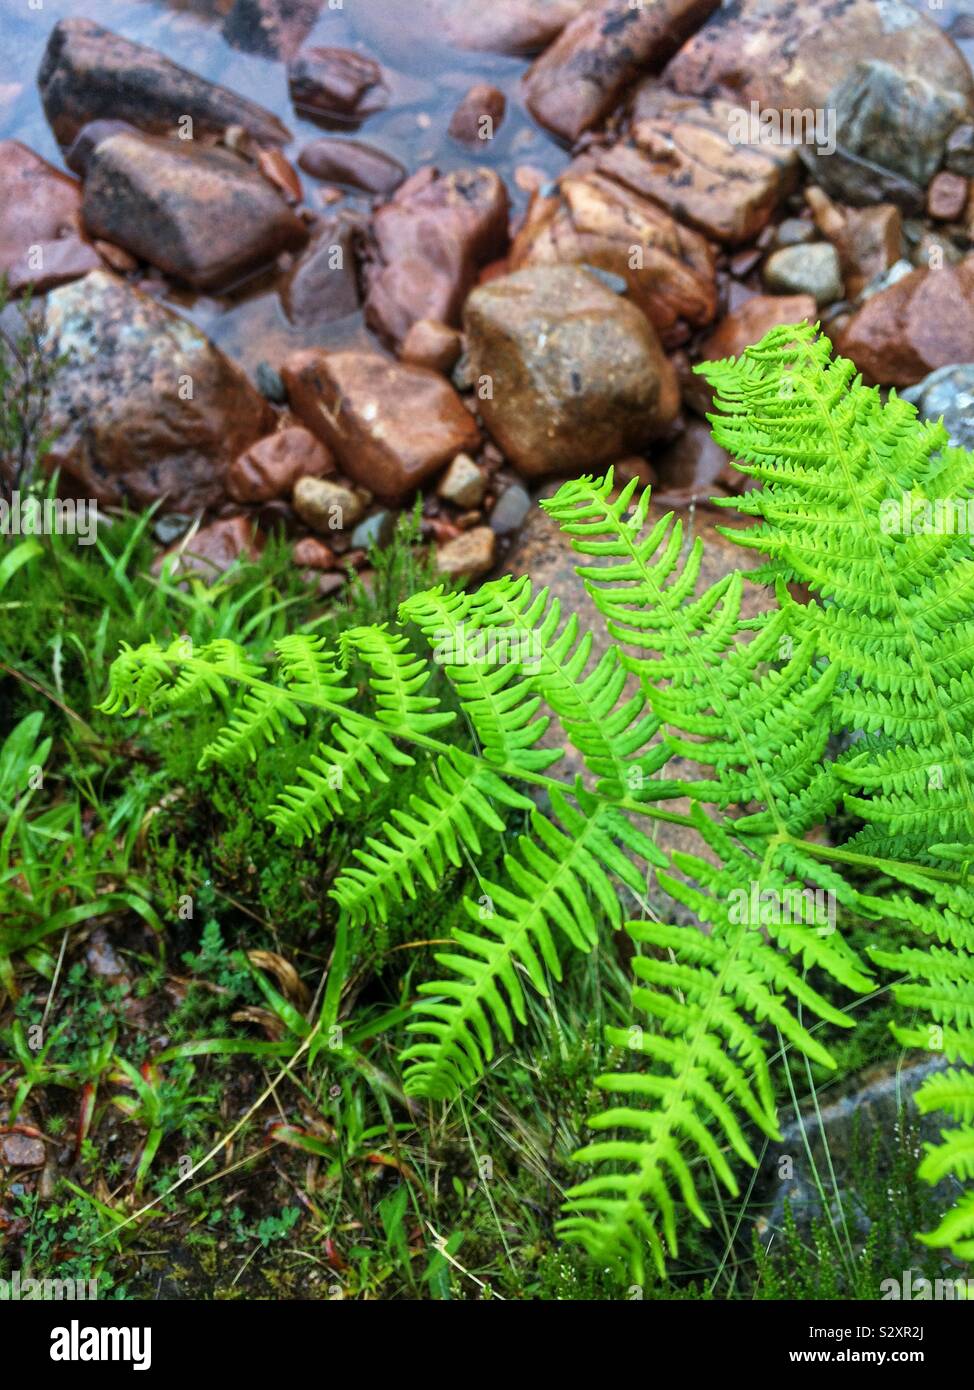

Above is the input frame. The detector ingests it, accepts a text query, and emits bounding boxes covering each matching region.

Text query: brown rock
[0,140,99,293]
[509,169,716,346]
[40,271,272,511]
[222,0,323,62]
[363,166,510,346]
[1,1133,45,1168]
[93,239,139,273]
[400,318,463,373]
[297,137,404,196]
[293,475,364,531]
[82,134,307,292]
[608,87,798,244]
[158,516,262,579]
[287,46,389,121]
[280,214,361,326]
[256,147,303,203]
[433,0,588,54]
[805,190,903,299]
[38,18,292,147]
[449,85,507,144]
[699,293,818,361]
[436,526,496,580]
[524,0,719,144]
[64,119,138,177]
[465,265,679,479]
[652,418,734,505]
[281,349,481,502]
[837,257,974,386]
[927,170,969,222]
[227,427,333,503]
[292,535,336,569]
[438,453,486,508]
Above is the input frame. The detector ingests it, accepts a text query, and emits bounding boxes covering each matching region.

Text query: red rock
[399,318,463,373]
[280,214,362,326]
[927,170,969,222]
[41,271,273,511]
[292,536,337,569]
[93,239,139,273]
[699,293,819,361]
[449,85,507,144]
[297,138,404,196]
[82,133,307,292]
[158,516,262,579]
[816,199,903,299]
[281,348,481,502]
[509,169,716,347]
[464,265,679,478]
[39,18,292,147]
[0,140,99,292]
[837,257,974,386]
[257,147,303,203]
[363,167,510,346]
[524,0,719,144]
[65,118,138,177]
[609,87,798,244]
[287,46,389,121]
[227,427,333,503]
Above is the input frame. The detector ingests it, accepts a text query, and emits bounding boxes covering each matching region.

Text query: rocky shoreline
[2,0,974,591]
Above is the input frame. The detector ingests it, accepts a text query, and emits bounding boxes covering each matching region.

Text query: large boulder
[363,167,509,346]
[509,169,716,347]
[280,349,481,502]
[38,19,292,147]
[39,271,273,511]
[524,0,719,144]
[837,257,974,386]
[464,265,679,478]
[0,139,99,293]
[81,133,307,291]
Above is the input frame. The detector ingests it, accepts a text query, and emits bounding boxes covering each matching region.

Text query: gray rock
[763,243,843,307]
[292,476,364,533]
[350,509,396,550]
[775,218,817,248]
[946,123,974,178]
[901,364,974,450]
[256,361,287,404]
[437,453,486,509]
[489,482,531,536]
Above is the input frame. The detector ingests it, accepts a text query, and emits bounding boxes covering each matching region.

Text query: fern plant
[98,324,974,1280]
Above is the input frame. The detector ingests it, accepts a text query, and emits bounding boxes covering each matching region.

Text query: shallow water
[0,0,568,373]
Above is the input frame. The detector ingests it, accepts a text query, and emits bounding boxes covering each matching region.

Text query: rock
[400,318,463,373]
[489,481,531,535]
[82,133,307,291]
[350,509,396,549]
[85,927,128,985]
[811,197,903,300]
[227,427,333,504]
[669,1,974,210]
[64,118,138,177]
[436,526,496,579]
[256,147,303,204]
[464,265,679,479]
[38,19,292,148]
[0,1133,45,1168]
[292,535,336,569]
[755,1057,954,1242]
[524,0,719,144]
[288,45,389,121]
[438,453,486,508]
[257,361,287,403]
[282,349,481,502]
[297,137,404,196]
[762,243,843,307]
[901,364,974,451]
[610,87,798,244]
[947,123,974,178]
[363,167,509,347]
[928,170,969,222]
[449,85,506,144]
[0,140,99,293]
[653,418,735,504]
[280,215,361,326]
[40,271,272,511]
[292,475,364,532]
[222,0,322,61]
[699,293,819,362]
[158,515,262,579]
[775,219,817,248]
[509,169,716,347]
[838,257,974,386]
[433,0,588,54]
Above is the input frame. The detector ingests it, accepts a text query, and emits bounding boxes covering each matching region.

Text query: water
[0,0,568,373]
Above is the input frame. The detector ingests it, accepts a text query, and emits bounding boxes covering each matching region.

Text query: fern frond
[340,625,455,734]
